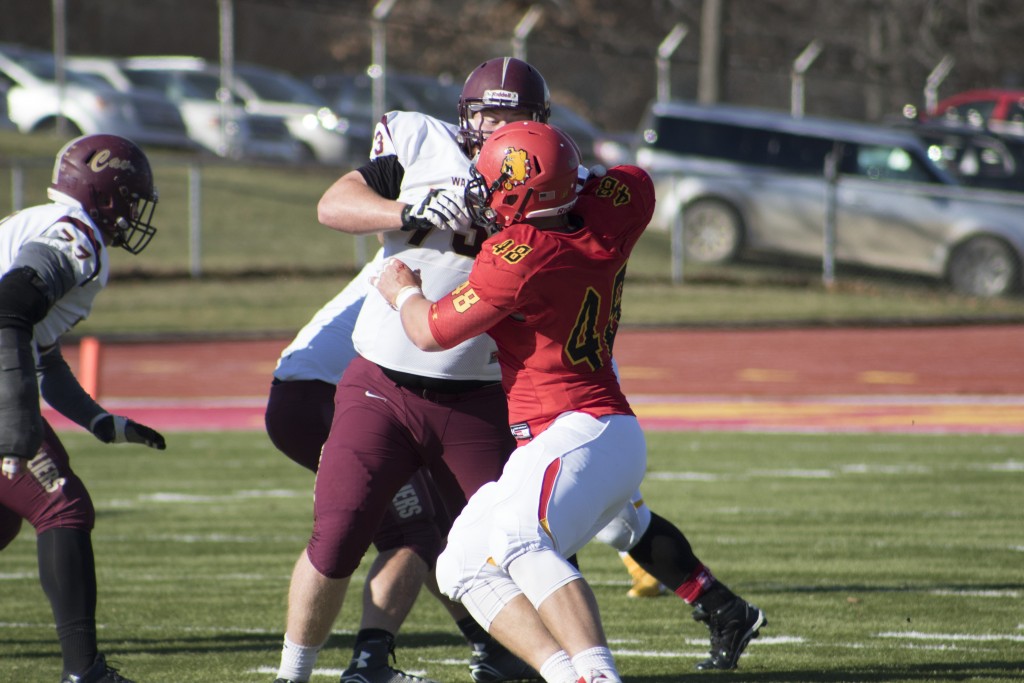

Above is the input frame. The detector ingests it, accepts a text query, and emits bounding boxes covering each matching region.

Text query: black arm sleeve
[356,155,405,201]
[11,241,76,303]
[0,266,55,331]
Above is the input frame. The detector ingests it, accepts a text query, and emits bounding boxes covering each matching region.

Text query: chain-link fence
[1,154,368,278]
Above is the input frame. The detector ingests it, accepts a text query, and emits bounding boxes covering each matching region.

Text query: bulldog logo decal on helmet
[500,147,531,191]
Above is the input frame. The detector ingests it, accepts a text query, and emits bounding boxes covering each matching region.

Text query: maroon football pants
[265,377,455,566]
[0,419,94,549]
[308,357,514,578]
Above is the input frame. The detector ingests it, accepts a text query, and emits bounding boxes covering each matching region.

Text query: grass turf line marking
[877,631,1024,642]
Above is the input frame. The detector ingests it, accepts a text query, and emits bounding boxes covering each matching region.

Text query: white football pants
[436,411,646,628]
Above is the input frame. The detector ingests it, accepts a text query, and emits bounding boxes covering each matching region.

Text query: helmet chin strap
[511,188,534,224]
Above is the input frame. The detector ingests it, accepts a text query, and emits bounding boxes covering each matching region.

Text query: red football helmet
[457,57,551,156]
[47,134,158,254]
[465,121,581,233]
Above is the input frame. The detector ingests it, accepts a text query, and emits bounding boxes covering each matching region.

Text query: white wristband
[393,286,423,311]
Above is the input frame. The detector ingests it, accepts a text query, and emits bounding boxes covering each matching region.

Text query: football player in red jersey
[375,121,651,683]
[268,57,546,683]
[0,134,166,683]
[272,57,764,683]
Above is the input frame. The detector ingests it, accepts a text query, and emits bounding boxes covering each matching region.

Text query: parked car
[0,43,192,149]
[634,100,1024,297]
[111,56,304,163]
[928,88,1024,138]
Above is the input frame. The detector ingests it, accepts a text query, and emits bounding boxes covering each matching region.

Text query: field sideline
[43,325,1024,435]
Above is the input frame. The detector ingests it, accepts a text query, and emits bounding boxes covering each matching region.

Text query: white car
[0,43,192,149]
[105,55,304,163]
[233,62,350,164]
[119,56,347,164]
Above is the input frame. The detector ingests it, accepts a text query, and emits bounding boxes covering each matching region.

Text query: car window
[845,144,936,183]
[179,72,224,100]
[648,117,831,174]
[768,132,834,173]
[238,68,326,106]
[122,69,173,93]
[11,52,107,88]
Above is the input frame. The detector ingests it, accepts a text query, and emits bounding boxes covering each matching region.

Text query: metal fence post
[512,5,543,61]
[822,141,842,289]
[189,163,202,278]
[656,23,688,103]
[671,177,684,284]
[791,39,822,118]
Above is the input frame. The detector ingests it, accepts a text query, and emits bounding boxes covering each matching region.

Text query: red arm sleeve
[427,283,509,349]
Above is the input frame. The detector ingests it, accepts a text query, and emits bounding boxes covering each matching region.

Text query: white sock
[539,649,578,683]
[571,646,619,681]
[277,635,321,682]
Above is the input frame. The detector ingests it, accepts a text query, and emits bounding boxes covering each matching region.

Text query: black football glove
[90,413,167,450]
[400,188,470,232]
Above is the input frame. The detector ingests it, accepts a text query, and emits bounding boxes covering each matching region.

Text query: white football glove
[2,455,25,479]
[401,188,471,232]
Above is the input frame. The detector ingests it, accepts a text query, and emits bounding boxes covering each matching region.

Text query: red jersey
[428,165,656,438]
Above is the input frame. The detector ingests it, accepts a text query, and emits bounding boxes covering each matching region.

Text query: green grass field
[4,430,1022,682]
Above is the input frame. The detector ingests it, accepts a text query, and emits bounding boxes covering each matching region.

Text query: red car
[929,89,1024,137]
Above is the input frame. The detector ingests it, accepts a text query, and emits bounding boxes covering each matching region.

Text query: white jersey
[0,202,109,349]
[351,110,501,382]
[272,250,382,383]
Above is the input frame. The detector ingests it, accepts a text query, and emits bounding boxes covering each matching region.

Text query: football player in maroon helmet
[48,133,159,254]
[457,56,550,156]
[0,134,165,683]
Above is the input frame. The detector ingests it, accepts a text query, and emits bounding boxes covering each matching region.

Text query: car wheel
[682,199,743,264]
[34,117,83,137]
[947,235,1020,297]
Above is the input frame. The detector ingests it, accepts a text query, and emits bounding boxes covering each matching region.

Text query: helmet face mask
[458,57,551,157]
[48,134,159,254]
[465,121,581,234]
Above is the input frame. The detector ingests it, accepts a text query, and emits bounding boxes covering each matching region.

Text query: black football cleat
[339,635,439,683]
[468,638,540,683]
[693,597,767,670]
[61,654,135,683]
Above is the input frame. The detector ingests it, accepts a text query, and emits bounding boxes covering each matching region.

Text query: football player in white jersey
[268,58,547,683]
[266,250,536,683]
[0,134,167,683]
[268,57,765,683]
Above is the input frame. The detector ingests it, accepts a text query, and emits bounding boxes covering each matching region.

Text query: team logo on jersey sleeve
[500,147,531,191]
[510,422,533,440]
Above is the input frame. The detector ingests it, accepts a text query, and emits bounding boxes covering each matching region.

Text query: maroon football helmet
[48,134,158,254]
[465,121,580,234]
[457,57,551,156]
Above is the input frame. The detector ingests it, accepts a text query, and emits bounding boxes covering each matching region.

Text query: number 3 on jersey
[565,263,627,371]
